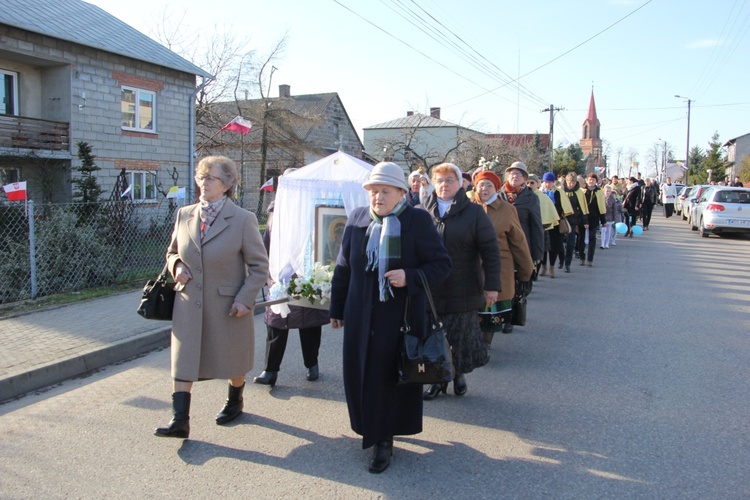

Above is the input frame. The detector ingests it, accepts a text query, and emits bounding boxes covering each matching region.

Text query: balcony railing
[0,114,69,151]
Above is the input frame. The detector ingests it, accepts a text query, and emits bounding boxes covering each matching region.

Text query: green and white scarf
[365,198,408,302]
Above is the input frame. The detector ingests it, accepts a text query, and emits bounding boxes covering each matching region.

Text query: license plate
[726,219,750,225]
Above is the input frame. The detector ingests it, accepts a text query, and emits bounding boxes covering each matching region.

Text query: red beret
[474,170,502,191]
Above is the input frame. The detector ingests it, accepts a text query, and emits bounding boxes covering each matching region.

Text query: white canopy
[269,151,373,282]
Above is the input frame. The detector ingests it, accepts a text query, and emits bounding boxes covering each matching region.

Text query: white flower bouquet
[286,262,335,306]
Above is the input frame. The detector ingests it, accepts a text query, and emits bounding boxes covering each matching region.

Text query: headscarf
[199,195,227,240]
[365,198,408,302]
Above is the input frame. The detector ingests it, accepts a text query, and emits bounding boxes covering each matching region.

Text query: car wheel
[682,211,687,220]
[700,218,709,238]
[690,216,698,231]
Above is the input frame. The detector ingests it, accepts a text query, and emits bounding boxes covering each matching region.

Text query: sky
[87,0,750,177]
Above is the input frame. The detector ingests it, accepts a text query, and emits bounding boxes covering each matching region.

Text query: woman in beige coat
[155,156,269,439]
[473,170,533,339]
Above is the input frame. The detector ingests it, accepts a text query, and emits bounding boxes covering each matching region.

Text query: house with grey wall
[200,84,364,213]
[0,0,210,204]
[724,132,750,181]
[363,107,485,173]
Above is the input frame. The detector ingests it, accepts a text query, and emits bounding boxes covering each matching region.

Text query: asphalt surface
[1,206,749,498]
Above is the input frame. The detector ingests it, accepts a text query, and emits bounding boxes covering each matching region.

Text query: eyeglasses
[195,174,221,183]
[434,177,457,185]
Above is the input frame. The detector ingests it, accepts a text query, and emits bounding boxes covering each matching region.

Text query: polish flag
[221,116,253,135]
[259,178,274,192]
[3,181,27,201]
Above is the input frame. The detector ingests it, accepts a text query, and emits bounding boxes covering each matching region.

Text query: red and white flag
[3,181,27,201]
[221,115,253,135]
[259,178,274,192]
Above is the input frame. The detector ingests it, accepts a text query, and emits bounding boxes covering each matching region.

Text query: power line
[448,0,655,108]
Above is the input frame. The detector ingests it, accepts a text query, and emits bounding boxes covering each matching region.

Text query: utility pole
[541,104,565,172]
[675,95,692,185]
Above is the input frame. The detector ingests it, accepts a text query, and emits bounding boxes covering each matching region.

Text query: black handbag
[136,263,176,320]
[511,295,527,326]
[397,270,455,386]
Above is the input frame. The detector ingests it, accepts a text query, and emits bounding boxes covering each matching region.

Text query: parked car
[683,185,710,223]
[691,186,750,237]
[675,186,691,215]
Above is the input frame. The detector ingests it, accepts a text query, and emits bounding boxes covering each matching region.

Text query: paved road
[1,209,749,498]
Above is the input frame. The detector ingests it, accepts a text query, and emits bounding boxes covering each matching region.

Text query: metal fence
[0,199,180,304]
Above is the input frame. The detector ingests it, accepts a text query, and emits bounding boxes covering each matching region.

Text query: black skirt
[442,311,490,374]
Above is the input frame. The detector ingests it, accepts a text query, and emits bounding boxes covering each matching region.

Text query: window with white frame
[121,86,156,132]
[126,171,157,201]
[1,69,19,116]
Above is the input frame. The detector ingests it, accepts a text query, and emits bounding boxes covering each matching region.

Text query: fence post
[27,200,37,299]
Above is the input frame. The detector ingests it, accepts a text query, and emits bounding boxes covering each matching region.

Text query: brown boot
[549,266,555,278]
[539,265,547,276]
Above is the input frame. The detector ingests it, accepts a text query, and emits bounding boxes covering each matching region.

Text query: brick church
[580,89,604,175]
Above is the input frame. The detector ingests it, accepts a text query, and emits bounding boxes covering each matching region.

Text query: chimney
[430,107,441,119]
[279,84,291,98]
[406,111,414,117]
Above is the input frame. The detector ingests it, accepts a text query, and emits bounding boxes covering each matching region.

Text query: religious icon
[315,206,347,265]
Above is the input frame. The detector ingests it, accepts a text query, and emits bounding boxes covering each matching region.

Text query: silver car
[675,186,691,216]
[691,186,750,237]
[684,185,710,223]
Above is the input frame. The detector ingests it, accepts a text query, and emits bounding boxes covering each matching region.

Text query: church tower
[580,89,603,173]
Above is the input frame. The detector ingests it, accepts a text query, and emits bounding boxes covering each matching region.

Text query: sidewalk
[0,291,171,402]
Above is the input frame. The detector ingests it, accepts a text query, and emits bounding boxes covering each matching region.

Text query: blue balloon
[615,222,627,234]
[631,225,644,235]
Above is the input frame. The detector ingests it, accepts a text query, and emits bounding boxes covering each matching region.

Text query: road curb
[0,326,171,403]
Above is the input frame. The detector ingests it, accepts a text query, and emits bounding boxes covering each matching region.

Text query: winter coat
[642,184,657,206]
[422,188,502,314]
[604,192,622,222]
[329,205,451,448]
[167,199,269,381]
[562,183,589,226]
[623,184,642,215]
[262,201,329,330]
[478,196,534,302]
[585,187,607,226]
[503,186,544,262]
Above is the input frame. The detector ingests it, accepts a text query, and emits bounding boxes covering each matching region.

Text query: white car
[691,186,750,237]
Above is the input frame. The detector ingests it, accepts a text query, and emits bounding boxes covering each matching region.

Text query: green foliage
[703,132,726,183]
[552,144,586,177]
[739,155,750,185]
[71,141,102,205]
[34,208,119,295]
[687,146,706,184]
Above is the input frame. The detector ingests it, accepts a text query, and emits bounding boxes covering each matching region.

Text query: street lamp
[675,95,692,185]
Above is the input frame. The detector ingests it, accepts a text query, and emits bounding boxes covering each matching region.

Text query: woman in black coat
[422,163,501,400]
[501,161,544,264]
[622,176,642,237]
[330,162,451,474]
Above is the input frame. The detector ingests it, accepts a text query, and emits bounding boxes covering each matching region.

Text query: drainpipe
[189,75,210,204]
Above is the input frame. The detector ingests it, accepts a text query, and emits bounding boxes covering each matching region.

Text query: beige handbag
[558,216,572,235]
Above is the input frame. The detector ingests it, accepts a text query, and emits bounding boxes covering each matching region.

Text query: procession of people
[155,154,660,474]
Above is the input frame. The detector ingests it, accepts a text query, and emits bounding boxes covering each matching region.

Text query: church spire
[586,88,598,124]
[582,88,600,140]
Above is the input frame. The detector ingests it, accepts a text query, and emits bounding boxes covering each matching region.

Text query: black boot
[368,439,394,473]
[453,374,467,396]
[215,382,244,425]
[253,370,277,386]
[154,392,190,439]
[306,364,319,381]
[423,382,448,400]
